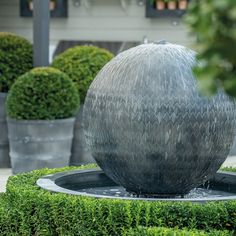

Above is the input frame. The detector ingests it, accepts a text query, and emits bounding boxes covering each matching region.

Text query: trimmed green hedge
[52,45,114,103]
[1,165,235,235]
[0,194,22,235]
[0,32,33,93]
[222,167,236,172]
[123,227,233,236]
[6,67,80,120]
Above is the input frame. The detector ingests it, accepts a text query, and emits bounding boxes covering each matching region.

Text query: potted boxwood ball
[83,42,236,196]
[6,67,80,174]
[0,32,33,168]
[52,45,113,166]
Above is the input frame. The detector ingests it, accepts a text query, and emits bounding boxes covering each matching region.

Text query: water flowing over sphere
[83,42,236,196]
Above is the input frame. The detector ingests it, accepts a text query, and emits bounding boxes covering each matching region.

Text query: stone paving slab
[0,156,235,193]
[0,168,12,193]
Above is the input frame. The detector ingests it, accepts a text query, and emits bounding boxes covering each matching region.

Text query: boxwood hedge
[1,165,235,235]
[0,32,33,93]
[6,67,80,120]
[0,194,23,235]
[222,167,236,172]
[123,227,233,236]
[52,45,114,103]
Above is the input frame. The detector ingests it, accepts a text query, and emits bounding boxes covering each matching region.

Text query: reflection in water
[79,186,235,199]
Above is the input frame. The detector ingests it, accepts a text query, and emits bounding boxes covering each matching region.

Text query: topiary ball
[52,45,114,103]
[6,67,80,120]
[83,42,236,196]
[0,32,33,92]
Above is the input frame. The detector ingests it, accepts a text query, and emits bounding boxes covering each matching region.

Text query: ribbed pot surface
[8,118,75,174]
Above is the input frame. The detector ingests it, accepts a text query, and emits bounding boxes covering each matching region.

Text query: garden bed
[0,165,235,235]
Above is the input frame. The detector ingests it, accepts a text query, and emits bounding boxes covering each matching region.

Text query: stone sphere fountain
[82,42,236,196]
[37,42,236,202]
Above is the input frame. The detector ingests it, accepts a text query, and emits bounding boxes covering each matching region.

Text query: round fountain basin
[37,168,236,202]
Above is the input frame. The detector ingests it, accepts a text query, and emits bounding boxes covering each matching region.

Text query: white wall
[0,0,193,50]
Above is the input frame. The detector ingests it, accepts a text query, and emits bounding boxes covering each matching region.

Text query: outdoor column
[33,0,50,67]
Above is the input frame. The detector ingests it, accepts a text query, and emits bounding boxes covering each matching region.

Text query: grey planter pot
[83,43,236,196]
[0,93,10,168]
[7,117,75,174]
[70,105,95,166]
[229,137,236,156]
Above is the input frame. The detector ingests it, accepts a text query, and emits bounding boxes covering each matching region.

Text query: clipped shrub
[123,227,233,236]
[2,165,236,235]
[222,167,236,172]
[0,193,23,235]
[0,32,33,93]
[52,45,114,103]
[6,67,80,120]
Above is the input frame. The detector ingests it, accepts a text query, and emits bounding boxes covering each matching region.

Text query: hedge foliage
[6,67,80,120]
[222,167,236,172]
[186,1,236,97]
[0,194,23,235]
[123,227,233,236]
[1,165,235,235]
[52,45,114,103]
[0,32,33,93]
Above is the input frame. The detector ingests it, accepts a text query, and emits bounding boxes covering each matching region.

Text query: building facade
[0,0,192,50]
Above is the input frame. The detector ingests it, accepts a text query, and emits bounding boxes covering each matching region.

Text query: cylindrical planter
[70,105,95,166]
[0,93,10,168]
[7,118,75,174]
[229,137,236,156]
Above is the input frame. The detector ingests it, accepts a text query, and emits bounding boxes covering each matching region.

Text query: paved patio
[0,168,11,193]
[0,156,235,193]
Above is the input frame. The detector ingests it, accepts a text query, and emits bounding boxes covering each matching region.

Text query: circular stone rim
[36,168,236,202]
